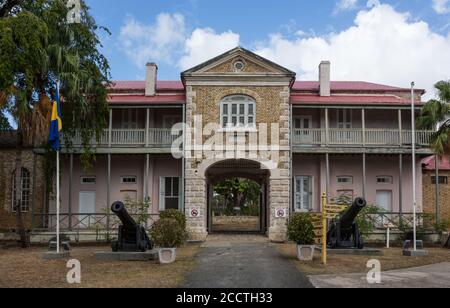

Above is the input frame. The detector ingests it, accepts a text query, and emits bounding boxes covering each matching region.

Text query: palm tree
[417,81,450,156]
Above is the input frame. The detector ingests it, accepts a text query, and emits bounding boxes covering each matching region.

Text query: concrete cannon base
[94,251,158,261]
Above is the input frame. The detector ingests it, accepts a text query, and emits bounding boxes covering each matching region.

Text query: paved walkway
[309,262,450,288]
[184,235,313,288]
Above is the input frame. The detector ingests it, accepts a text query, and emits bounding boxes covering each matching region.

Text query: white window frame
[376,176,393,185]
[81,176,96,185]
[220,95,256,131]
[337,176,353,184]
[159,176,182,211]
[121,176,137,184]
[11,168,31,213]
[294,176,314,212]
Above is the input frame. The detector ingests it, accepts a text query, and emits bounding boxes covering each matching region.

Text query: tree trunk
[14,126,30,248]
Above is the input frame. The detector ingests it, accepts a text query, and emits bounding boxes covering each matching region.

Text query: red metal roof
[422,156,450,171]
[290,94,422,105]
[108,94,185,104]
[110,81,184,91]
[292,81,420,93]
[111,80,419,93]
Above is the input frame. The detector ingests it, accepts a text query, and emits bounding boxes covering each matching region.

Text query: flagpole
[411,82,417,252]
[56,80,60,254]
[56,149,60,253]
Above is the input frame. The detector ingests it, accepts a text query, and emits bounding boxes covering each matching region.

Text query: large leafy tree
[417,81,450,156]
[0,0,110,247]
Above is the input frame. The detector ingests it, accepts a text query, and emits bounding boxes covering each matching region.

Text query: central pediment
[181,47,296,82]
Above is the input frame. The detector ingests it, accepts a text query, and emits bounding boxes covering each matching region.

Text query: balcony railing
[293,129,434,147]
[66,129,179,148]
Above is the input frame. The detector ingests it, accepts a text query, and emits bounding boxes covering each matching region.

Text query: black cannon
[111,201,154,252]
[327,197,366,249]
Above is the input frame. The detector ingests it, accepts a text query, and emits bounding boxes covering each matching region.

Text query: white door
[295,176,313,212]
[376,191,392,212]
[78,191,96,228]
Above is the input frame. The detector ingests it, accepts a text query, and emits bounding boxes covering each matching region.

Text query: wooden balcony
[292,129,434,148]
[66,128,180,148]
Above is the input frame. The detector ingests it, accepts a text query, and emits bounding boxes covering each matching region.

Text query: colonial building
[1,47,434,242]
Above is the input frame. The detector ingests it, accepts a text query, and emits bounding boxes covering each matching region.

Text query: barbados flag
[49,83,62,151]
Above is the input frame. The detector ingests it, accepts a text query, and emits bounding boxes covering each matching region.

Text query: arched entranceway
[205,160,270,234]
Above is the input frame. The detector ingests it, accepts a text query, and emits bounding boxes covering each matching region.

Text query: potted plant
[150,210,187,264]
[287,213,316,261]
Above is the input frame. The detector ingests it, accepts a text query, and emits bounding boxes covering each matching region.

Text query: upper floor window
[220,95,256,129]
[377,176,393,184]
[11,168,31,212]
[81,176,96,185]
[337,176,353,184]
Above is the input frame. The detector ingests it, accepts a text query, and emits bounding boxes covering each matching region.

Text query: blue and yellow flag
[49,83,62,151]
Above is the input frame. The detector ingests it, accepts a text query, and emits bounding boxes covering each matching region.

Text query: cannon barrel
[111,201,137,227]
[340,197,366,229]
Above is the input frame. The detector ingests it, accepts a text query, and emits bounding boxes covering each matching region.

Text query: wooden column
[398,109,403,146]
[362,109,366,146]
[326,153,330,201]
[108,109,113,148]
[399,154,403,226]
[145,108,150,147]
[362,153,367,199]
[106,154,111,232]
[325,108,329,146]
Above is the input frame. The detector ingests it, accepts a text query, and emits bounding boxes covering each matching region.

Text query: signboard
[275,208,287,218]
[189,207,200,218]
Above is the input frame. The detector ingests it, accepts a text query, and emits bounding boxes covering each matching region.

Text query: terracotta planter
[296,245,315,261]
[158,248,177,264]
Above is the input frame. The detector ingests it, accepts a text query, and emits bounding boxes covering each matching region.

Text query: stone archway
[205,159,270,234]
[185,157,291,242]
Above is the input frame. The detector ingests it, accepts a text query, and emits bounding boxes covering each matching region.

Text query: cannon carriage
[110,201,154,252]
[327,197,367,249]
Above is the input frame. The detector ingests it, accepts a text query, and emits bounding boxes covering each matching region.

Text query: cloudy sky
[86,0,450,99]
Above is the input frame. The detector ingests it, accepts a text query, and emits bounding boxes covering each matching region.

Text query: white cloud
[334,0,358,14]
[254,4,450,99]
[433,0,450,14]
[179,28,240,70]
[119,13,186,67]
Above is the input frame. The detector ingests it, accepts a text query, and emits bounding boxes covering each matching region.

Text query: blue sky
[85,0,450,94]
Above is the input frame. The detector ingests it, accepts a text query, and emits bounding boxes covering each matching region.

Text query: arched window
[220,95,256,129]
[12,168,31,212]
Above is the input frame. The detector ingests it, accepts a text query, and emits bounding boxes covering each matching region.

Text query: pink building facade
[41,48,433,240]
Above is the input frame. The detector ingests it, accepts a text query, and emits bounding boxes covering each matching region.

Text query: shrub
[160,209,187,231]
[287,213,316,245]
[150,218,185,248]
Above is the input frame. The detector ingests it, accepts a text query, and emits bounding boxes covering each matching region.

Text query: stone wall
[0,150,45,231]
[423,170,450,224]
